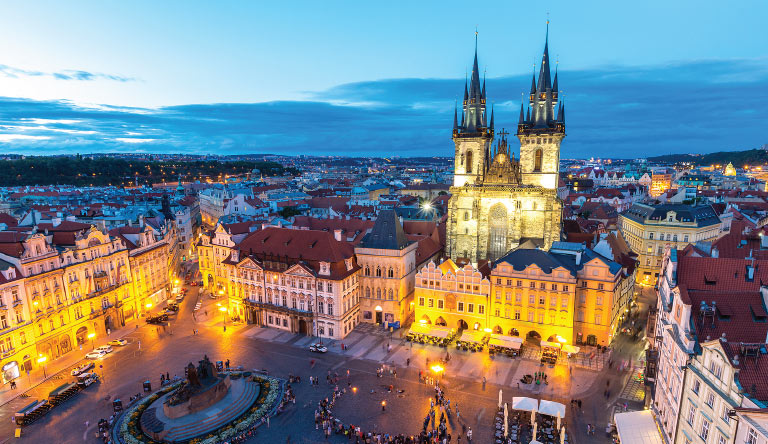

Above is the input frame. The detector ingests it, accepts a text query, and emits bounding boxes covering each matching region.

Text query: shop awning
[409,323,432,335]
[511,396,539,412]
[488,335,523,350]
[429,328,451,339]
[562,344,580,354]
[459,331,486,344]
[538,400,566,418]
[540,341,562,349]
[614,410,664,444]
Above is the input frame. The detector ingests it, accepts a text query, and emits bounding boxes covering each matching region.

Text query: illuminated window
[534,149,543,172]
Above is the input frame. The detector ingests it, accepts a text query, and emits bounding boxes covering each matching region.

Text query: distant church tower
[517,24,565,190]
[452,36,494,187]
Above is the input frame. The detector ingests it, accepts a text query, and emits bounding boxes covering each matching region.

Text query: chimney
[576,251,582,265]
[721,332,727,342]
[231,249,239,262]
[712,247,719,258]
[334,229,342,242]
[139,215,145,227]
[52,217,62,227]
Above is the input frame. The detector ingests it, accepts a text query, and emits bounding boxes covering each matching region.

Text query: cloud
[0,64,135,82]
[0,58,766,158]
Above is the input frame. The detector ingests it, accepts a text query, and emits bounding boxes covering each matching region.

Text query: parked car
[175,295,184,303]
[309,343,328,353]
[95,345,113,354]
[146,314,168,324]
[161,309,176,317]
[166,304,180,312]
[85,350,106,360]
[71,362,95,376]
[108,339,128,346]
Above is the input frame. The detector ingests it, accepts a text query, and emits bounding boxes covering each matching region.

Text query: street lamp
[37,355,47,379]
[88,332,96,350]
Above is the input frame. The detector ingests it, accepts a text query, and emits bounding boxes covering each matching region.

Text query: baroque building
[446,31,564,262]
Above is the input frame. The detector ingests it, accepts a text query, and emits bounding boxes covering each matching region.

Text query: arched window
[376,288,381,299]
[534,149,543,172]
[318,301,324,313]
[365,287,371,298]
[376,267,382,277]
[388,289,394,300]
[464,211,469,221]
[365,266,370,276]
[387,268,394,278]
[466,150,473,173]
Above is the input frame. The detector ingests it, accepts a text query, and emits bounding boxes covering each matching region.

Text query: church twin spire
[517,22,565,134]
[454,32,492,137]
[454,25,564,139]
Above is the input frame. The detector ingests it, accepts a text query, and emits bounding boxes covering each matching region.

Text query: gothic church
[446,29,564,262]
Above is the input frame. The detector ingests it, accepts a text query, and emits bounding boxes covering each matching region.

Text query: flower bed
[114,375,285,444]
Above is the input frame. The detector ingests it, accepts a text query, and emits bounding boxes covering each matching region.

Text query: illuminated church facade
[446,31,565,262]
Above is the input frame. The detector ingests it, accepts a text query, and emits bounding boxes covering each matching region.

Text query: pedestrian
[85,420,90,429]
[466,427,472,442]
[578,399,582,409]
[406,358,410,367]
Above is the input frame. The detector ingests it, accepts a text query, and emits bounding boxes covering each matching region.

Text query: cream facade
[619,204,722,285]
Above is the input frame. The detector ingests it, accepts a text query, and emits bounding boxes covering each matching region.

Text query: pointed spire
[453,100,459,130]
[490,104,495,130]
[530,70,537,96]
[526,107,531,122]
[463,78,468,103]
[559,101,565,124]
[553,66,559,94]
[518,101,525,124]
[482,68,486,100]
[536,20,552,93]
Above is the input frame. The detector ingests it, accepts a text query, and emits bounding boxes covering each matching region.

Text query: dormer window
[320,262,330,276]
[345,259,353,271]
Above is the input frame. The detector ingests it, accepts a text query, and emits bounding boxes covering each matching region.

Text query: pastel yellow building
[619,203,722,285]
[414,261,491,331]
[414,241,632,348]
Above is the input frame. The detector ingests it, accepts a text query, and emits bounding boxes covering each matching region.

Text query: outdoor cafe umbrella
[498,389,503,409]
[532,422,538,441]
[504,402,509,438]
[530,409,536,426]
[557,410,561,430]
[560,426,566,444]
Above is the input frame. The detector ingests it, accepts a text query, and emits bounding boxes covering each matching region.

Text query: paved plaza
[0,284,656,443]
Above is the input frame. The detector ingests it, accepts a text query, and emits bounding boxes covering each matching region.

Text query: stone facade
[445,35,564,262]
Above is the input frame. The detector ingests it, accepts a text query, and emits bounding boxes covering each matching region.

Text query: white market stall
[538,400,566,418]
[512,396,539,412]
[614,410,664,444]
[489,334,523,356]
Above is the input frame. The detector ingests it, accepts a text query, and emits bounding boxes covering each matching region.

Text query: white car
[71,362,95,376]
[95,345,113,354]
[85,350,106,360]
[108,339,128,346]
[309,343,328,353]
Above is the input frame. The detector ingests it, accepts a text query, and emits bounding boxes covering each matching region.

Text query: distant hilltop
[647,146,768,166]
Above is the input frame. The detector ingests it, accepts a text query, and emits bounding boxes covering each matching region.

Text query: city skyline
[0,1,766,158]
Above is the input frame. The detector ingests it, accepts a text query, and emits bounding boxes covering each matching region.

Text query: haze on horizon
[0,0,766,159]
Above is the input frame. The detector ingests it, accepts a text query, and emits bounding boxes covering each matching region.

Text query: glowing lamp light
[37,355,47,364]
[352,386,357,393]
[218,307,227,312]
[381,400,386,406]
[145,302,153,309]
[556,335,567,344]
[423,203,432,211]
[87,333,96,340]
[218,290,224,295]
[430,364,444,373]
[174,279,179,285]
[483,328,492,333]
[419,319,427,324]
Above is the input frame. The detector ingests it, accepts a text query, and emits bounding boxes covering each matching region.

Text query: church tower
[517,24,565,189]
[453,36,494,187]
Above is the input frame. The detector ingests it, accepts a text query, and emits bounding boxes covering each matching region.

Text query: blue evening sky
[0,1,766,158]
